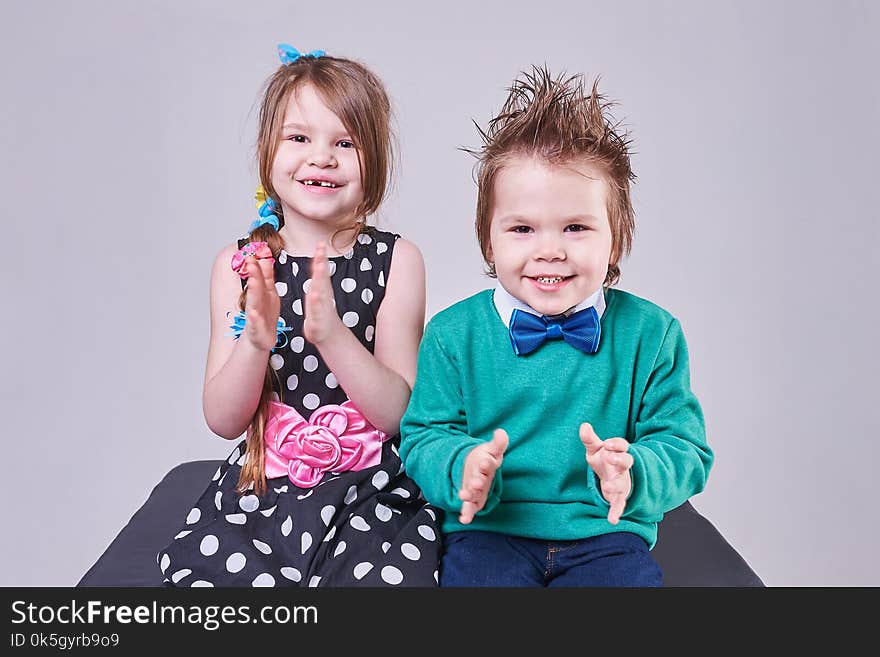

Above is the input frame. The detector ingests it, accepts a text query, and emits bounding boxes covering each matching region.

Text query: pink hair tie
[231,241,274,279]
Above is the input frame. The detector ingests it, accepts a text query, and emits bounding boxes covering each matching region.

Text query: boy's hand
[579,422,633,525]
[242,255,281,352]
[303,242,343,346]
[458,429,509,524]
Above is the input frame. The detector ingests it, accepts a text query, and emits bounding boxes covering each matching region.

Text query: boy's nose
[534,239,565,261]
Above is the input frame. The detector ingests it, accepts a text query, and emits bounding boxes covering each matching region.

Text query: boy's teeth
[536,276,563,284]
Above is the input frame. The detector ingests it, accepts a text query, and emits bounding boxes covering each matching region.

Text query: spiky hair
[472,65,636,285]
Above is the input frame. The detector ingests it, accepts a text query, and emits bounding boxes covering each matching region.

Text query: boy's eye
[511,225,532,234]
[337,140,356,149]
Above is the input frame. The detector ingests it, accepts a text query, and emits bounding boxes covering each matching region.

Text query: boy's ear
[607,236,620,268]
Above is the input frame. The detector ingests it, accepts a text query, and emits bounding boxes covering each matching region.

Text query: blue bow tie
[509,307,601,356]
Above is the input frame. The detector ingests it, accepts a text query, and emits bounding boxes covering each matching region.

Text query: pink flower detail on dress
[231,241,274,279]
[263,401,388,488]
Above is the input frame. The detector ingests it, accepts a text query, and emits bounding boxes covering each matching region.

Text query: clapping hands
[458,429,509,524]
[242,255,281,352]
[303,242,343,346]
[579,422,633,525]
[457,424,632,526]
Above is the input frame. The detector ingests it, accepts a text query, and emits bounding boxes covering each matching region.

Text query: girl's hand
[242,256,281,352]
[304,242,344,346]
[579,422,633,525]
[458,429,509,524]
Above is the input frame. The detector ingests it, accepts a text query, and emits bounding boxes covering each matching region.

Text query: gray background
[1,0,877,586]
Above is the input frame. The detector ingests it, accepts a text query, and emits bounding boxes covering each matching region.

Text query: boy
[399,67,713,586]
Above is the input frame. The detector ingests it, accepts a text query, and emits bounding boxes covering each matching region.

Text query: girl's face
[488,155,613,316]
[270,84,364,229]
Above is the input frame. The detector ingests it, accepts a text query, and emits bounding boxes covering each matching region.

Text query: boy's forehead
[490,156,609,219]
[497,154,608,184]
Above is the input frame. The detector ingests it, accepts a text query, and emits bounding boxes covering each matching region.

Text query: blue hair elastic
[259,196,278,216]
[251,188,279,232]
[249,209,280,232]
[277,43,326,65]
[227,310,293,352]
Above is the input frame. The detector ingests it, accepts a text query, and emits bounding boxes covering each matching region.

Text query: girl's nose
[308,145,336,168]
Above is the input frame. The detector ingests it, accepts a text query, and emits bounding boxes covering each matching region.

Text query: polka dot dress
[158,228,441,587]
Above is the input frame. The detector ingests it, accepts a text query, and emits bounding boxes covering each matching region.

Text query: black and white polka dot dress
[158,228,442,587]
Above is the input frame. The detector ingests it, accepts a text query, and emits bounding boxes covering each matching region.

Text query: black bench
[78,460,763,587]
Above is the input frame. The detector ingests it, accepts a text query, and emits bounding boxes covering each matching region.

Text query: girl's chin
[278,207,359,226]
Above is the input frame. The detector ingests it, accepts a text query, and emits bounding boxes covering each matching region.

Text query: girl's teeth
[536,276,563,284]
[304,180,338,187]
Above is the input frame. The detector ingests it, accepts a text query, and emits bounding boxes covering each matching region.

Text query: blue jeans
[440,530,663,587]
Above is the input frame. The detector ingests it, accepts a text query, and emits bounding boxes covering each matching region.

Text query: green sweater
[399,288,713,548]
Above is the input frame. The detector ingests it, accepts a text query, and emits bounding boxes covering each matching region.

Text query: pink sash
[263,400,389,488]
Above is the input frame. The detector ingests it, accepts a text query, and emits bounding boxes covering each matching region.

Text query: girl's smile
[270,84,363,230]
[298,176,346,193]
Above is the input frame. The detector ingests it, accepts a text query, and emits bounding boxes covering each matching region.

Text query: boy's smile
[488,156,613,316]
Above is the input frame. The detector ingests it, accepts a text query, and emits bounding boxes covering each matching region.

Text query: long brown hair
[470,66,636,286]
[237,54,394,495]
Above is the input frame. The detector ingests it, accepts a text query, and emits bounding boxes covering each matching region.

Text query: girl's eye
[287,135,307,143]
[565,224,587,232]
[512,225,532,234]
[337,140,355,149]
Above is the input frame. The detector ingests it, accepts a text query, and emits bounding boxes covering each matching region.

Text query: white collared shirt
[492,284,606,328]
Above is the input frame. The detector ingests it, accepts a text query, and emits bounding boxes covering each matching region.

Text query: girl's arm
[202,242,278,439]
[306,238,425,435]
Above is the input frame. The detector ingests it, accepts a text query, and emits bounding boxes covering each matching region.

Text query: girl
[158,44,440,587]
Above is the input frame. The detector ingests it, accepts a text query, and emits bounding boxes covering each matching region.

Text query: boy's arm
[399,324,502,514]
[613,318,714,521]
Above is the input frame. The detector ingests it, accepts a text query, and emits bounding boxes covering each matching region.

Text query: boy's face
[488,155,613,316]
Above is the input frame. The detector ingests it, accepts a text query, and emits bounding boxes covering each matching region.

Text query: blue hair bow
[277,43,326,65]
[249,196,280,232]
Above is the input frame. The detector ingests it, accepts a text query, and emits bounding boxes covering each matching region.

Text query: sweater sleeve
[399,323,502,514]
[614,318,714,522]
